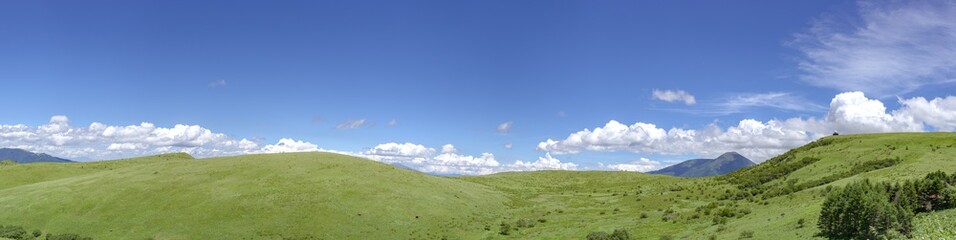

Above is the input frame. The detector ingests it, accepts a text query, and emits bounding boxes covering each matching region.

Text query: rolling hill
[648,152,754,177]
[0,148,72,163]
[0,132,954,239]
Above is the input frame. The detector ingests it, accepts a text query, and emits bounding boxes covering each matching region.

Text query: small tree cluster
[0,224,91,240]
[586,228,630,240]
[819,171,956,239]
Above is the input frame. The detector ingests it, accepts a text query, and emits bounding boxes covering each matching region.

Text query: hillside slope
[0,133,954,239]
[459,133,956,239]
[649,152,754,177]
[0,152,507,239]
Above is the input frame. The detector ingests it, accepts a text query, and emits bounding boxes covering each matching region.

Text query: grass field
[1,133,955,239]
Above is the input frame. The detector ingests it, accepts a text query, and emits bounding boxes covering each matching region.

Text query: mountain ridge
[648,152,755,177]
[0,148,73,163]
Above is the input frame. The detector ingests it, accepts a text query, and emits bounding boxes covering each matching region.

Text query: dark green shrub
[0,225,27,239]
[610,229,630,240]
[498,222,512,235]
[586,231,610,240]
[45,233,93,240]
[587,228,630,240]
[516,218,535,228]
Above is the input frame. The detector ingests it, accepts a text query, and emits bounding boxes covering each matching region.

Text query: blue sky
[3,0,956,175]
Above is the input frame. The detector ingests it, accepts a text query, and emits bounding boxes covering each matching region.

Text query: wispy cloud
[652,89,696,105]
[208,79,227,88]
[792,0,956,96]
[715,92,827,114]
[387,119,398,127]
[656,92,825,115]
[497,121,513,134]
[336,119,366,129]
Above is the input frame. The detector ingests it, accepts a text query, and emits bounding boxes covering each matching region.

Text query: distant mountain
[649,152,754,177]
[0,148,73,163]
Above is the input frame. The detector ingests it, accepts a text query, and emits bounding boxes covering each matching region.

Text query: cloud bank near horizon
[3,92,955,175]
[538,92,956,162]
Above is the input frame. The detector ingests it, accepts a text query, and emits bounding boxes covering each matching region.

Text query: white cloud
[606,158,663,172]
[387,119,398,127]
[510,153,578,171]
[826,91,921,133]
[504,143,513,149]
[652,89,696,105]
[497,121,513,134]
[356,142,577,175]
[539,92,956,162]
[0,115,319,160]
[363,142,435,162]
[336,119,366,129]
[896,96,956,131]
[441,144,457,154]
[258,138,319,153]
[792,0,956,96]
[717,92,826,114]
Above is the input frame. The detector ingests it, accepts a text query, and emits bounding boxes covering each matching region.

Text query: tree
[819,180,912,239]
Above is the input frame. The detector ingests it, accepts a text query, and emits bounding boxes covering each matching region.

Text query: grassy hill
[0,152,507,239]
[1,132,955,239]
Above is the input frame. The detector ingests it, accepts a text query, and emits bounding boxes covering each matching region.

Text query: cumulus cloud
[259,138,320,153]
[336,119,366,129]
[364,142,435,162]
[792,0,956,96]
[357,142,576,175]
[497,121,513,134]
[510,153,578,171]
[896,96,956,131]
[539,92,956,162]
[826,92,921,133]
[652,89,696,105]
[0,115,319,160]
[606,158,663,172]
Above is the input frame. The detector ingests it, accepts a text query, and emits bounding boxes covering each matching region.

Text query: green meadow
[1,132,955,239]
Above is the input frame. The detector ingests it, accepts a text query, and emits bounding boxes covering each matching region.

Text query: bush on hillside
[45,233,93,240]
[585,228,630,240]
[516,218,535,228]
[498,222,512,235]
[819,171,956,239]
[0,225,27,239]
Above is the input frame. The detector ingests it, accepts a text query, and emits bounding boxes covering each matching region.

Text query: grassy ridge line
[0,132,954,239]
[0,152,508,239]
